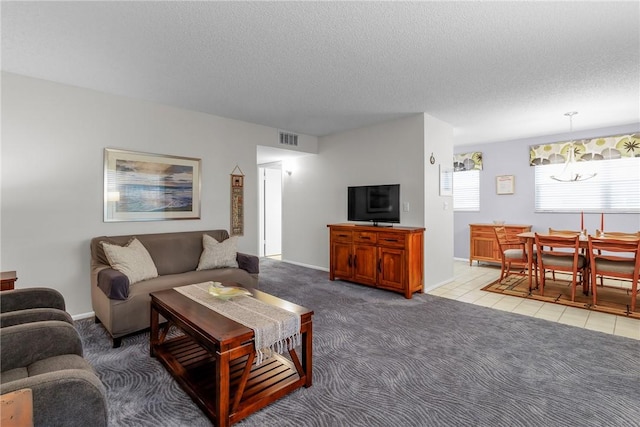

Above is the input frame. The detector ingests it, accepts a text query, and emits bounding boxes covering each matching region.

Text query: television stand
[327,223,425,299]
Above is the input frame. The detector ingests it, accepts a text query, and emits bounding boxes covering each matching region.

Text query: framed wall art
[439,165,453,196]
[104,148,201,222]
[230,165,244,236]
[496,175,515,195]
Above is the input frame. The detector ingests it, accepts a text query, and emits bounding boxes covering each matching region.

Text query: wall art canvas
[104,148,201,222]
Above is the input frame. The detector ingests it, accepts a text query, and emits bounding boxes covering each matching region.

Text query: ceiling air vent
[279,131,298,147]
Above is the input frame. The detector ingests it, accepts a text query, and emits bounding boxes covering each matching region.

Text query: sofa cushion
[0,367,27,384]
[197,235,239,270]
[29,354,94,377]
[1,308,73,328]
[101,238,158,285]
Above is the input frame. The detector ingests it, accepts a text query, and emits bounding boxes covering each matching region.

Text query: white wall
[281,114,427,268]
[1,73,317,316]
[281,113,455,289]
[423,114,454,288]
[454,123,640,260]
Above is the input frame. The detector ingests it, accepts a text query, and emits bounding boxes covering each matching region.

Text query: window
[535,157,640,212]
[453,169,480,211]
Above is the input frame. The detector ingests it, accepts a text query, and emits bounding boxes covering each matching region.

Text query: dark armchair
[0,320,108,426]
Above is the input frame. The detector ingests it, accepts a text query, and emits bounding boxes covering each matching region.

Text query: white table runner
[174,282,301,364]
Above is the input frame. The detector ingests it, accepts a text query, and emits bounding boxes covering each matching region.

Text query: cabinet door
[332,242,353,280]
[472,237,495,261]
[377,247,405,290]
[352,244,377,285]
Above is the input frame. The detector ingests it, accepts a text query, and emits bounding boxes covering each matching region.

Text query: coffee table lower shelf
[154,334,305,425]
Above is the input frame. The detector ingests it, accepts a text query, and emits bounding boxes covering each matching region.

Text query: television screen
[348,184,400,225]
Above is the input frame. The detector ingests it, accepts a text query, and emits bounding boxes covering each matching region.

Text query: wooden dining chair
[534,233,589,301]
[595,230,640,239]
[547,228,586,281]
[548,228,584,236]
[494,227,536,285]
[592,231,640,288]
[588,236,640,312]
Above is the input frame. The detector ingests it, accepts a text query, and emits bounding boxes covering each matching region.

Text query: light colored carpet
[77,258,640,426]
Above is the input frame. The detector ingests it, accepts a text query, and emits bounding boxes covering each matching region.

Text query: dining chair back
[494,227,536,284]
[534,233,589,301]
[587,236,640,313]
[548,228,584,236]
[592,231,640,288]
[547,228,587,281]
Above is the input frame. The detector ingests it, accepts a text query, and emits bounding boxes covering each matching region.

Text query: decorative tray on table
[207,282,252,300]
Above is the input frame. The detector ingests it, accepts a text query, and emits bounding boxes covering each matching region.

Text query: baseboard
[278,259,329,272]
[72,311,95,321]
[424,277,454,292]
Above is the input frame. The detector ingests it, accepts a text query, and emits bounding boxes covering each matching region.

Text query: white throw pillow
[101,238,158,285]
[197,234,239,270]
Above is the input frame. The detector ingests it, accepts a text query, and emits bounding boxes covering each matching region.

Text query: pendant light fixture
[550,112,597,182]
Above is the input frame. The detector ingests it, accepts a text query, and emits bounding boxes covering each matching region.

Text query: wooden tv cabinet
[327,223,425,299]
[469,223,532,266]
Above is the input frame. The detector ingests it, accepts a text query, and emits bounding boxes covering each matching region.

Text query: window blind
[534,157,640,213]
[453,169,480,211]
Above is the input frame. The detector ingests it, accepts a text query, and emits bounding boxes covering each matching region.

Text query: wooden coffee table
[150,287,313,427]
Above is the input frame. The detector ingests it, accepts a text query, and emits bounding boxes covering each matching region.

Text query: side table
[1,271,18,291]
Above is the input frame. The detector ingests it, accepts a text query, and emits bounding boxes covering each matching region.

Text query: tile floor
[426,260,640,341]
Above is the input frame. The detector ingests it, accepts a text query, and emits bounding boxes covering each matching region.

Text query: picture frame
[104,148,201,222]
[439,165,453,196]
[496,175,515,195]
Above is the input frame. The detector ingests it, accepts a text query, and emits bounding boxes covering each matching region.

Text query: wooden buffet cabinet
[328,223,425,299]
[469,223,532,265]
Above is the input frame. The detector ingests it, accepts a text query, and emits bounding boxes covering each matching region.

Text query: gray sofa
[90,229,259,347]
[0,320,108,426]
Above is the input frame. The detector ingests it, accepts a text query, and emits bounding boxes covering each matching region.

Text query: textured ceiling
[2,1,639,145]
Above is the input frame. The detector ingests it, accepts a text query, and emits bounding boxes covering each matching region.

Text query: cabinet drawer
[377,233,405,248]
[331,230,352,243]
[506,228,527,239]
[471,228,495,238]
[354,231,377,244]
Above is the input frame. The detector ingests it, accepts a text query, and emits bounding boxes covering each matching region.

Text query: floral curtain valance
[453,152,483,171]
[529,133,639,166]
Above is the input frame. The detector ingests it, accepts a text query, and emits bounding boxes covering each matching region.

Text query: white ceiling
[2,1,639,146]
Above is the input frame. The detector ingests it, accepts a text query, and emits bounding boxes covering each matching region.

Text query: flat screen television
[348,184,400,226]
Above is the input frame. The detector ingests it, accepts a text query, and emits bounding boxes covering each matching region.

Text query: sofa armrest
[237,252,259,275]
[0,321,83,372]
[0,308,73,328]
[0,370,108,427]
[97,268,130,300]
[0,288,66,313]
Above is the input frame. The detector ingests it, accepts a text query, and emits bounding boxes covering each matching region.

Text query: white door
[261,167,282,256]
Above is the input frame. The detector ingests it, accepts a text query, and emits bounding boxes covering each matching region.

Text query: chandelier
[550,112,597,182]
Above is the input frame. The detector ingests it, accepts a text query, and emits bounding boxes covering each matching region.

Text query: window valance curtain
[453,152,483,171]
[529,133,639,166]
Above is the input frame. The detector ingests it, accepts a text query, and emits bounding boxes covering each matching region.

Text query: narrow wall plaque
[230,165,244,236]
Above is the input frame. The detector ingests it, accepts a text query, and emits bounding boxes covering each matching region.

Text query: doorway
[258,163,282,257]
